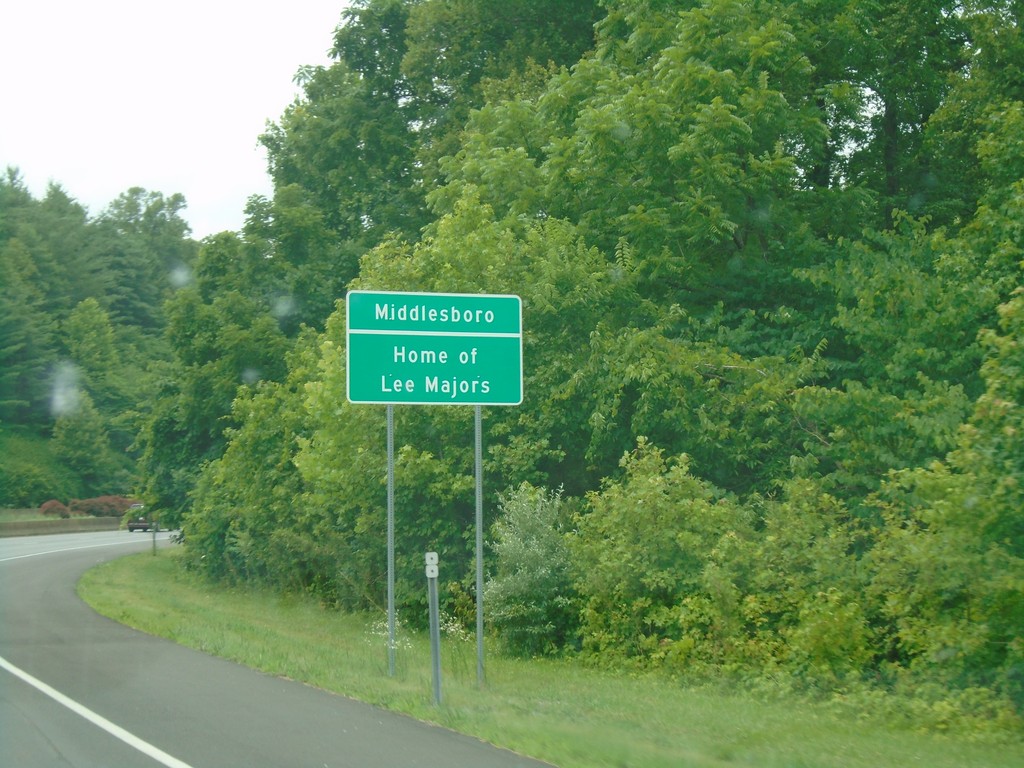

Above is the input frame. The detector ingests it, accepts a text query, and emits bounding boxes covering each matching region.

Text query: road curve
[0,532,551,767]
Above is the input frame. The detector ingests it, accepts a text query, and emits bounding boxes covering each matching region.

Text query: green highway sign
[346,290,523,405]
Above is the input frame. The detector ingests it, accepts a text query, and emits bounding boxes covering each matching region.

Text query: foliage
[0,430,78,507]
[485,483,579,656]
[164,1,1024,727]
[51,390,126,495]
[67,495,140,517]
[0,171,196,504]
[39,499,70,518]
[867,278,1024,712]
[182,330,322,593]
[572,439,748,665]
[135,234,290,525]
[6,0,1023,731]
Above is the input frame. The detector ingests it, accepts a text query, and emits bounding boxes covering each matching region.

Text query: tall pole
[387,404,396,677]
[475,404,485,686]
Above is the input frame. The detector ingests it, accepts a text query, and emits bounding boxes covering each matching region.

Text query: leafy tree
[838,0,969,221]
[156,0,1024,727]
[485,483,579,656]
[572,439,746,665]
[51,391,123,496]
[402,0,601,186]
[241,188,351,333]
[259,0,425,288]
[184,330,318,589]
[93,187,197,336]
[693,478,873,686]
[433,0,871,369]
[0,236,54,424]
[135,236,289,524]
[240,202,633,611]
[866,116,1024,711]
[256,0,600,331]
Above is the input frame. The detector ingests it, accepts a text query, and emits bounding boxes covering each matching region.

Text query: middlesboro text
[375,302,496,326]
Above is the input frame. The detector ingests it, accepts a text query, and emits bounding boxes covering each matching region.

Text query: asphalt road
[0,532,552,767]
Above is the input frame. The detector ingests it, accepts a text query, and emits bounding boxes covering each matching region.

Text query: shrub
[0,432,79,507]
[485,483,579,656]
[68,495,139,517]
[572,440,746,665]
[39,499,71,518]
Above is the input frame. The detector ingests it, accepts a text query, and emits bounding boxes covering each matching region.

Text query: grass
[79,548,1022,768]
[0,509,48,522]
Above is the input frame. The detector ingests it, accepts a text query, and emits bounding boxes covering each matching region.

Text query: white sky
[0,1,347,239]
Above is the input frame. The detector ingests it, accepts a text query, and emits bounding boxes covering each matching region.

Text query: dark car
[125,504,157,532]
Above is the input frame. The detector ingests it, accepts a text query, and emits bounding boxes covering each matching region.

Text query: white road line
[0,655,194,768]
[0,536,171,563]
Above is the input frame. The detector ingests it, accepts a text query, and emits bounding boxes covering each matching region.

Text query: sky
[1,1,347,239]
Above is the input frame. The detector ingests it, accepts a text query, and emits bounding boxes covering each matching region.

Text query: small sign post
[425,552,441,706]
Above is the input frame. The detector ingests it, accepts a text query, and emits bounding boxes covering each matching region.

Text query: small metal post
[425,552,441,705]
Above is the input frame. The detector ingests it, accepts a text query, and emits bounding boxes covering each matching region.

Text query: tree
[485,483,579,656]
[868,282,1024,712]
[572,440,745,664]
[93,187,197,336]
[135,236,290,523]
[255,0,601,331]
[844,0,970,223]
[184,330,318,590]
[51,391,122,496]
[0,236,54,424]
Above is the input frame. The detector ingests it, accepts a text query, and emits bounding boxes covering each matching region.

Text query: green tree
[135,236,289,524]
[867,118,1024,712]
[255,0,600,331]
[51,391,122,496]
[485,483,579,656]
[93,187,197,336]
[843,0,969,222]
[184,330,318,589]
[572,439,746,665]
[0,236,54,424]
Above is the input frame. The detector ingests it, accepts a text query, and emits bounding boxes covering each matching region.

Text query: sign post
[346,290,522,685]
[425,552,441,705]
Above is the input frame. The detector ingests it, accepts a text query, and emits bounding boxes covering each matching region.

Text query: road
[0,532,551,767]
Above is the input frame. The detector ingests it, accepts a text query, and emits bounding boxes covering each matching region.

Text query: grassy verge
[0,508,48,522]
[79,549,1021,768]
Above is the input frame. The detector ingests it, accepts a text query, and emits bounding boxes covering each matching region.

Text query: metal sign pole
[387,404,396,677]
[475,404,485,686]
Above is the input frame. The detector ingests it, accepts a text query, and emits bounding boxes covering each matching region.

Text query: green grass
[79,549,1022,768]
[0,509,48,522]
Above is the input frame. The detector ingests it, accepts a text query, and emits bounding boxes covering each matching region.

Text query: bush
[572,440,746,665]
[39,499,71,518]
[0,432,79,506]
[67,495,139,517]
[485,483,579,656]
